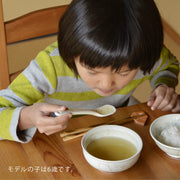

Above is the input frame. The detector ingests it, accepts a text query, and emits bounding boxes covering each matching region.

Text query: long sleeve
[0,48,57,143]
[150,46,179,89]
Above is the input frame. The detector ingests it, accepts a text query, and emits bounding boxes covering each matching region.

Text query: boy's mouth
[99,89,113,93]
[95,88,116,96]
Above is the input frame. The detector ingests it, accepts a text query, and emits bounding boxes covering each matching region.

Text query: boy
[0,0,179,143]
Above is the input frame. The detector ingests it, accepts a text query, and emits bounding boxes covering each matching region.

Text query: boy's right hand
[19,103,72,135]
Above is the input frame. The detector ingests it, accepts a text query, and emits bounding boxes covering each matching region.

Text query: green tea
[86,136,137,160]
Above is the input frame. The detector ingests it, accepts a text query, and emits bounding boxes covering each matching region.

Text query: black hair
[58,0,163,75]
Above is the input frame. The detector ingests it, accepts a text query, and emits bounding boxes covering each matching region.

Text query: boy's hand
[147,84,178,112]
[171,95,180,112]
[19,103,72,135]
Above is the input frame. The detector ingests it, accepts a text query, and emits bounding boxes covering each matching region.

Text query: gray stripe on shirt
[57,76,92,93]
[151,70,177,88]
[23,60,55,94]
[0,87,28,107]
[9,107,23,142]
[49,48,59,57]
[9,107,37,143]
[0,107,6,114]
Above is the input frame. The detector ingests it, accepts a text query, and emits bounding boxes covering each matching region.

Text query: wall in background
[155,0,180,36]
[2,0,71,21]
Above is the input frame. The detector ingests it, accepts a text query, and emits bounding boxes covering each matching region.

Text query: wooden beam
[0,0,10,89]
[5,5,67,44]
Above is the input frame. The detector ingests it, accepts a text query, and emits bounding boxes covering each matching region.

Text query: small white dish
[150,114,180,159]
[81,125,143,173]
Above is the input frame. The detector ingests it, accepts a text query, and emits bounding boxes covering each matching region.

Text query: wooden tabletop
[0,103,180,180]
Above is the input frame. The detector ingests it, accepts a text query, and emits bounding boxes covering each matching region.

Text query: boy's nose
[99,76,114,89]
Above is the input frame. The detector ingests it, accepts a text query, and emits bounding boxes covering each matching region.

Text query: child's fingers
[156,90,173,110]
[37,114,71,134]
[148,92,165,110]
[172,99,180,112]
[150,98,162,110]
[41,113,72,126]
[147,91,161,110]
[38,123,68,135]
[147,99,154,107]
[160,93,178,111]
[148,85,171,110]
[154,87,177,111]
[38,103,67,114]
[147,91,156,107]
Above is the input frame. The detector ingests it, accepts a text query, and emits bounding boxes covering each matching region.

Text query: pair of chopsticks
[60,113,146,141]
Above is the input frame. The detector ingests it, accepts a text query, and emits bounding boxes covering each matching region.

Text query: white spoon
[52,104,116,117]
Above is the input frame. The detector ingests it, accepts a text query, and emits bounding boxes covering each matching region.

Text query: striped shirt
[0,42,179,143]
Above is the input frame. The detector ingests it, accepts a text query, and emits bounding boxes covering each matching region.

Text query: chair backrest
[0,0,67,89]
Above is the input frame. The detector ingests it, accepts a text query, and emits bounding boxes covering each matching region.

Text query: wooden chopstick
[62,132,87,141]
[60,114,145,141]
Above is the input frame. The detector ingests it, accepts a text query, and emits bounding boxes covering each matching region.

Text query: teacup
[81,125,143,173]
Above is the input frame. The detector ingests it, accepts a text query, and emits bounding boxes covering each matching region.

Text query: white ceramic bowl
[81,125,143,173]
[150,114,180,159]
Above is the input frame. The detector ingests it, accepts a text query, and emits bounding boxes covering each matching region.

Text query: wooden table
[0,103,180,180]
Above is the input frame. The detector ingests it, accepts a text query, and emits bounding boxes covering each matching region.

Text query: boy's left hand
[147,84,179,112]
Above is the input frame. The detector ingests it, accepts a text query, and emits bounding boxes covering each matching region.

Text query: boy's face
[74,57,139,97]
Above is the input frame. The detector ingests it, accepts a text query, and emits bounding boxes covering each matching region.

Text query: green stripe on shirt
[154,77,178,88]
[36,51,57,90]
[0,96,15,108]
[10,73,44,104]
[0,109,14,140]
[49,91,101,101]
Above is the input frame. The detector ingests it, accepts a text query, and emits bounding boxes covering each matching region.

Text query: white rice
[158,125,180,148]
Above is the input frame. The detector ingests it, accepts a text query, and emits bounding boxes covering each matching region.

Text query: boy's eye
[119,73,129,77]
[116,71,129,77]
[88,71,97,75]
[88,72,96,75]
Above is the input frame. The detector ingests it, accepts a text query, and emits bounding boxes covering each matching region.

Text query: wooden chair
[0,0,67,90]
